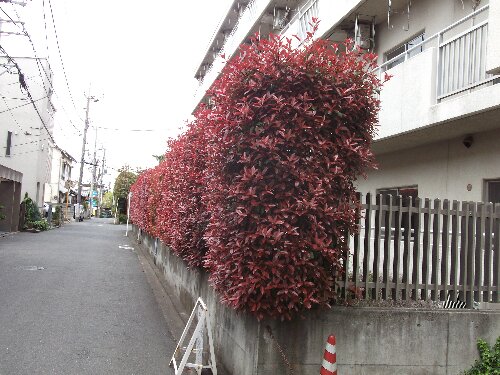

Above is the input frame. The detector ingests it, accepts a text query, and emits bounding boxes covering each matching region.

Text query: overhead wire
[1,96,23,130]
[1,5,82,136]
[0,94,48,113]
[92,125,158,132]
[0,147,49,157]
[45,0,78,113]
[12,5,83,136]
[3,137,51,148]
[0,44,56,144]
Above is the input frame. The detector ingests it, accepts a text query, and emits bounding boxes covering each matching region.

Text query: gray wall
[358,127,500,202]
[135,227,500,375]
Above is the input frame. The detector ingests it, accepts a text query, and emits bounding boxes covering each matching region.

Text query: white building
[43,144,76,205]
[0,56,55,210]
[193,0,500,204]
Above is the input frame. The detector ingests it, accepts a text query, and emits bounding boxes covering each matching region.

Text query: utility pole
[76,93,98,220]
[97,148,106,217]
[89,126,98,218]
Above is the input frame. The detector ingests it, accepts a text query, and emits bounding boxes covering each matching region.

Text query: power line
[41,0,50,61]
[46,0,77,112]
[4,137,51,148]
[1,96,22,130]
[0,146,49,157]
[4,73,38,85]
[0,94,48,113]
[1,95,28,100]
[2,6,82,136]
[0,45,55,144]
[92,125,158,132]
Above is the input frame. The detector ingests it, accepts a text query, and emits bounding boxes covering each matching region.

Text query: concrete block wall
[134,226,500,375]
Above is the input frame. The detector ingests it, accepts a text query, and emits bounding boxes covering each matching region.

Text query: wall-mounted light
[463,135,474,148]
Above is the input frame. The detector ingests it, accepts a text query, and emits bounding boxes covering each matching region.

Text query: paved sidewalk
[0,219,175,375]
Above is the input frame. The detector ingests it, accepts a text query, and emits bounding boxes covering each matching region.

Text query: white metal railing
[376,4,492,102]
[280,0,319,40]
[193,0,272,108]
[438,20,493,99]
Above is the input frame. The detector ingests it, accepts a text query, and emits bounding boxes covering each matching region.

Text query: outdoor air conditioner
[347,17,374,50]
[356,23,372,50]
[273,8,290,30]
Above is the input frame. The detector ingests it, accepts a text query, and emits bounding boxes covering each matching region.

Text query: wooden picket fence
[337,193,500,307]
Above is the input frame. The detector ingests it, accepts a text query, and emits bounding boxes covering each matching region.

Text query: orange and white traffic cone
[320,335,337,375]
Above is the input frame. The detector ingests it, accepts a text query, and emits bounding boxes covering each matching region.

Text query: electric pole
[76,94,98,220]
[89,126,98,218]
[97,148,106,217]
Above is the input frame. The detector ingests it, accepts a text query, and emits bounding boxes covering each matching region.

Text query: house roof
[54,143,77,163]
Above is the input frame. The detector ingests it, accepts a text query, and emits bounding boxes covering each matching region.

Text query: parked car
[100,209,113,218]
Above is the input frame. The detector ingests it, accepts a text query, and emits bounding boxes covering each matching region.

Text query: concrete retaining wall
[134,226,500,375]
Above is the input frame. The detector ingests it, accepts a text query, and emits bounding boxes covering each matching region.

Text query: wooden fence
[337,193,500,307]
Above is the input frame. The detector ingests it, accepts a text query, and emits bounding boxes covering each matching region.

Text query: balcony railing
[193,0,272,108]
[378,4,492,102]
[280,0,319,40]
[438,20,493,100]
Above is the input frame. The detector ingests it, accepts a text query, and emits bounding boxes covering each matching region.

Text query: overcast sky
[3,0,232,187]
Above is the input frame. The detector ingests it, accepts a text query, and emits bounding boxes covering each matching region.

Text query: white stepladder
[169,298,217,375]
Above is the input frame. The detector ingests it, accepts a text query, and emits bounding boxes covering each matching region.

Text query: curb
[130,236,188,343]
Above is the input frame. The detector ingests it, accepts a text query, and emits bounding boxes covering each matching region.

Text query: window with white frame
[385,32,425,70]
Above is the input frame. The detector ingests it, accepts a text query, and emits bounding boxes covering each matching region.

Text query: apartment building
[193,0,500,204]
[0,56,55,229]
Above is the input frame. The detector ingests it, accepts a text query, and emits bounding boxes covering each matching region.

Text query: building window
[484,179,500,204]
[376,185,418,237]
[6,131,12,156]
[385,32,425,69]
[377,185,418,204]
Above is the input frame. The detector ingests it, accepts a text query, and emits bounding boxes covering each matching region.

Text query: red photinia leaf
[130,28,384,321]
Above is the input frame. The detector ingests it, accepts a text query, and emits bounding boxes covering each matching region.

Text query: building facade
[43,144,76,205]
[193,0,500,204]
[0,56,55,224]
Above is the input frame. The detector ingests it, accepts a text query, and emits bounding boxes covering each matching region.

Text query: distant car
[100,209,113,218]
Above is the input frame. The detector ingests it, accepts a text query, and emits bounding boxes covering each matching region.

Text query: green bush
[32,220,49,231]
[23,193,41,223]
[53,206,62,226]
[118,213,129,224]
[463,337,500,375]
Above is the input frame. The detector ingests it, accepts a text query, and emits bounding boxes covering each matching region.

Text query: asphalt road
[0,218,174,375]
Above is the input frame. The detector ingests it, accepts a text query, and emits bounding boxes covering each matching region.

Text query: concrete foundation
[134,226,500,375]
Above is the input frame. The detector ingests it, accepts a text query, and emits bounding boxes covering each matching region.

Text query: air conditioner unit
[356,23,372,50]
[347,17,374,50]
[273,8,290,30]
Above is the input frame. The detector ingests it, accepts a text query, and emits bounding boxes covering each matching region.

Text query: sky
[1,0,232,187]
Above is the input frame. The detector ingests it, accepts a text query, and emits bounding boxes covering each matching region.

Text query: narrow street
[0,219,174,375]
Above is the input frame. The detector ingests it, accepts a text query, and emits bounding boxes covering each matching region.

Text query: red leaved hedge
[201,35,383,320]
[130,30,385,320]
[155,115,210,267]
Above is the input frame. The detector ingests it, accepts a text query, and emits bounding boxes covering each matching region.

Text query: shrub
[53,206,62,226]
[32,220,49,231]
[118,213,129,224]
[201,30,385,320]
[130,26,386,320]
[463,337,500,375]
[155,116,210,267]
[23,193,41,224]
